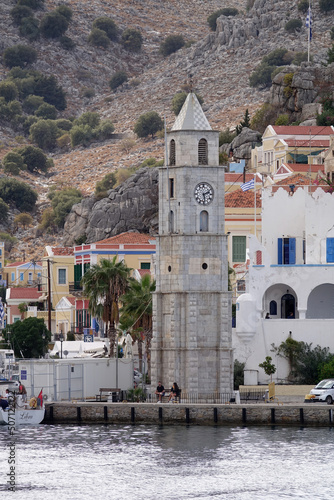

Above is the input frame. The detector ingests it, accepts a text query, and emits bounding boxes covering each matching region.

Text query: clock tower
[151,93,233,400]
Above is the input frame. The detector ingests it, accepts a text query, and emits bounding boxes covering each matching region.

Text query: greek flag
[0,299,4,325]
[241,178,255,192]
[306,7,312,41]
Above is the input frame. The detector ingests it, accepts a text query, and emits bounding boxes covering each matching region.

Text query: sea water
[0,424,332,499]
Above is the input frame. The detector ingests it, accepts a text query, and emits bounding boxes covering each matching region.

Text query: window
[0,249,2,256]
[0,262,2,269]
[28,272,33,282]
[141,263,150,269]
[76,309,91,331]
[11,272,15,282]
[232,236,246,262]
[255,250,262,265]
[169,210,174,233]
[20,272,24,282]
[169,178,174,198]
[278,238,296,264]
[58,268,67,285]
[269,300,277,315]
[200,210,209,232]
[237,280,246,293]
[327,238,334,263]
[170,139,175,165]
[198,138,208,165]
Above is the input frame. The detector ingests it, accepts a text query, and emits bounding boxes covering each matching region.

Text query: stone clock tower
[151,93,233,400]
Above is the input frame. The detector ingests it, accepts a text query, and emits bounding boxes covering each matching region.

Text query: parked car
[309,379,334,404]
[134,370,143,385]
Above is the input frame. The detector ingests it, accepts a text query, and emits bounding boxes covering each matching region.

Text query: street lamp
[59,333,64,359]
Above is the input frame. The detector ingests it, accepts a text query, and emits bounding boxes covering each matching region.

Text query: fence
[239,388,266,403]
[112,390,238,404]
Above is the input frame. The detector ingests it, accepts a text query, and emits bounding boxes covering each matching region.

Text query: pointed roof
[171,93,211,131]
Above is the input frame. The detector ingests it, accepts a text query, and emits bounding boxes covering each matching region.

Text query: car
[134,370,143,385]
[309,379,334,404]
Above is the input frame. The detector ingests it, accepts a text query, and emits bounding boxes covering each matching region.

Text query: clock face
[194,182,214,205]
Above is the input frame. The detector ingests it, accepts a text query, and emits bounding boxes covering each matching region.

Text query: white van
[309,379,334,404]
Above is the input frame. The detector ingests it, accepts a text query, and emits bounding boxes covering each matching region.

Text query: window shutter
[278,238,283,264]
[289,238,296,264]
[327,238,334,263]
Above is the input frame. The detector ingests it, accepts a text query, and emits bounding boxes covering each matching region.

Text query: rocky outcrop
[220,127,262,161]
[63,167,159,245]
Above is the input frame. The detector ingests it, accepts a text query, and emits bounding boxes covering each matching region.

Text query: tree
[19,16,40,41]
[298,0,309,12]
[92,17,118,41]
[134,111,163,138]
[22,94,44,113]
[35,102,57,120]
[17,0,45,8]
[14,212,33,229]
[120,274,156,377]
[121,28,143,52]
[95,172,117,200]
[74,111,100,128]
[259,356,276,381]
[235,108,251,135]
[0,178,38,211]
[48,188,82,227]
[10,5,33,25]
[81,257,132,357]
[29,119,59,150]
[88,28,110,48]
[15,145,49,173]
[40,11,69,38]
[249,63,276,88]
[3,151,26,172]
[0,198,9,222]
[3,317,51,358]
[234,360,245,389]
[171,91,204,115]
[31,73,67,110]
[159,35,185,57]
[109,71,128,91]
[319,0,334,12]
[3,44,37,68]
[55,5,73,21]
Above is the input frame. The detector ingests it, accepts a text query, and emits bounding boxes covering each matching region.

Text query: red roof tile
[137,269,151,277]
[51,247,74,256]
[96,232,155,245]
[281,163,325,173]
[6,261,26,267]
[8,287,43,300]
[225,189,261,208]
[66,296,76,305]
[284,139,329,147]
[272,126,334,136]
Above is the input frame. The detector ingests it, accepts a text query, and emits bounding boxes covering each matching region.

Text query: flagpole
[254,173,256,238]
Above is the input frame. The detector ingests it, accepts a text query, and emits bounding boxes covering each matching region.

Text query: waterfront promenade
[44,401,334,427]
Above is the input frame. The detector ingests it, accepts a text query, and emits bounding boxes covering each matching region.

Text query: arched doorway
[281,293,295,318]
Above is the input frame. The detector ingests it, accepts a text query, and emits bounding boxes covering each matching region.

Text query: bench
[156,390,182,403]
[96,388,121,402]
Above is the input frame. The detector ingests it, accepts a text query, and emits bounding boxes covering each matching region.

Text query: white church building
[235,183,334,384]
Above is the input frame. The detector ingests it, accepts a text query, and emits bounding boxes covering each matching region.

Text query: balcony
[69,281,83,295]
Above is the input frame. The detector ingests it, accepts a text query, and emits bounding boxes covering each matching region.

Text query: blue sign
[21,370,27,381]
[84,334,94,343]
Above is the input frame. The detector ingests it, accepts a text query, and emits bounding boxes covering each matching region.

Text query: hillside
[0,0,334,260]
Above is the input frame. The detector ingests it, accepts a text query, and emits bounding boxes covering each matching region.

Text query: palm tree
[81,257,132,356]
[120,273,156,377]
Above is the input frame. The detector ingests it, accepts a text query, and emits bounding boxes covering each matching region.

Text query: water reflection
[0,424,332,499]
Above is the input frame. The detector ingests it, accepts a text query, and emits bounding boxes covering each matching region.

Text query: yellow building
[252,125,334,174]
[0,242,5,285]
[4,260,43,287]
[43,246,75,309]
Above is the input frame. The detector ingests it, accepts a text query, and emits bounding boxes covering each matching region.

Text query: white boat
[0,383,45,425]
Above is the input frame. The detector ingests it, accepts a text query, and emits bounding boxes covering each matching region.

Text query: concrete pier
[44,402,334,427]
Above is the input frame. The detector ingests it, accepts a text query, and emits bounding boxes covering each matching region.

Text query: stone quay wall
[44,402,334,427]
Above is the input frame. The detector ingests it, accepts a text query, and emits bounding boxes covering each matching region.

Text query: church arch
[198,138,208,165]
[306,284,334,318]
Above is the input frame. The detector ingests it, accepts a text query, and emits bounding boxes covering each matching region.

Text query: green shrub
[70,124,93,147]
[74,111,100,128]
[319,0,334,12]
[55,5,73,21]
[262,48,289,67]
[27,73,67,110]
[3,151,26,172]
[88,28,110,48]
[275,113,290,125]
[48,188,82,227]
[283,73,294,98]
[297,0,309,13]
[3,44,37,68]
[109,71,128,90]
[219,128,236,146]
[292,51,308,65]
[15,145,49,173]
[249,63,275,88]
[17,0,44,8]
[4,162,21,175]
[93,119,114,140]
[0,81,18,102]
[55,118,72,131]
[56,133,71,149]
[285,19,303,33]
[159,35,185,56]
[95,172,117,200]
[134,111,163,138]
[0,178,37,211]
[10,5,33,25]
[250,103,279,134]
[21,95,43,113]
[29,119,59,150]
[40,12,69,38]
[92,17,118,40]
[35,102,57,120]
[171,91,204,115]
[19,16,40,41]
[14,212,33,228]
[331,27,334,40]
[328,44,334,64]
[0,98,22,123]
[59,35,75,50]
[121,28,143,52]
[22,115,38,134]
[81,87,95,98]
[207,8,238,31]
[0,199,9,222]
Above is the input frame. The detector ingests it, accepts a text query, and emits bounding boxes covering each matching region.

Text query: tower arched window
[198,138,208,165]
[169,210,174,233]
[170,139,176,166]
[200,211,209,232]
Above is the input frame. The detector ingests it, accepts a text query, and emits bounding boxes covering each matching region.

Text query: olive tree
[134,111,163,138]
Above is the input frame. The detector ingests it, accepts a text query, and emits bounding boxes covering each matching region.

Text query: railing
[239,389,266,403]
[69,282,83,293]
[122,390,238,404]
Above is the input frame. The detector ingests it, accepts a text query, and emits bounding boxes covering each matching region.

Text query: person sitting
[0,396,9,410]
[168,382,180,403]
[155,381,165,403]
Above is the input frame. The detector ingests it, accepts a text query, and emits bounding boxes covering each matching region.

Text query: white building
[235,183,334,384]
